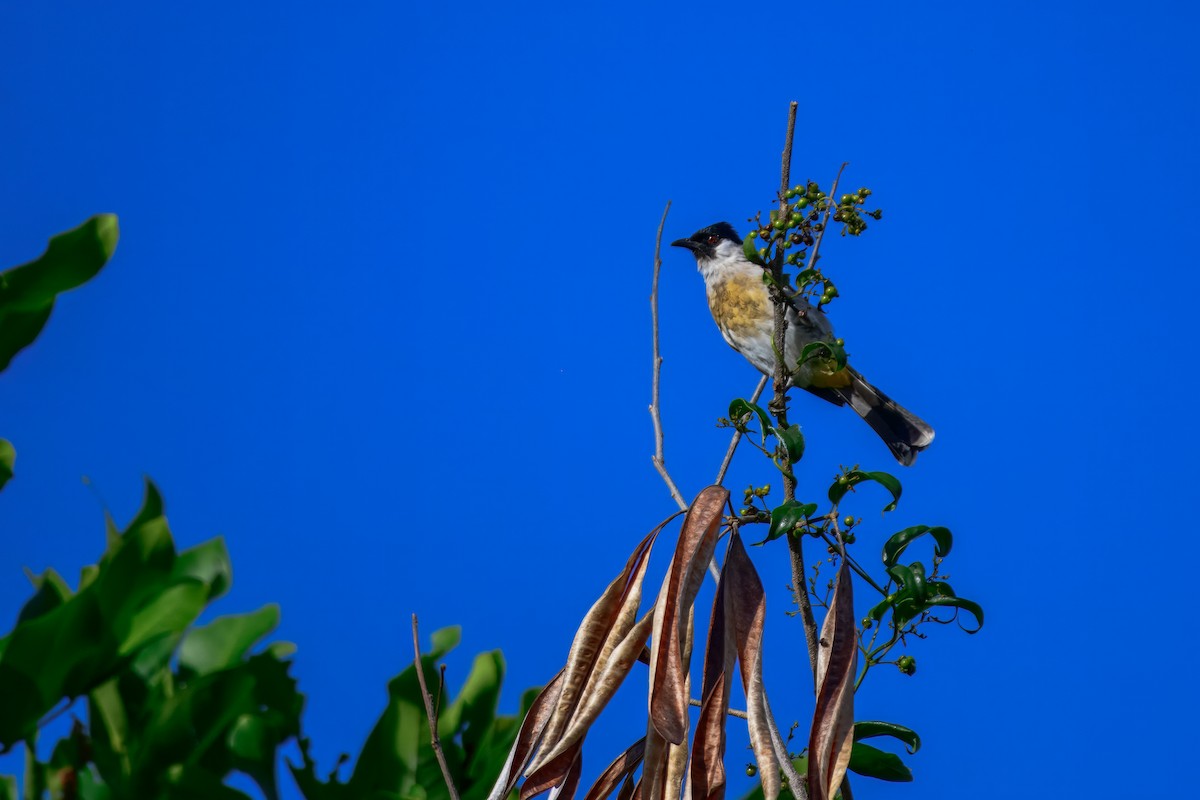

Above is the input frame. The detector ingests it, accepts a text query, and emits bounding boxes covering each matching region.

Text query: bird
[671,221,934,466]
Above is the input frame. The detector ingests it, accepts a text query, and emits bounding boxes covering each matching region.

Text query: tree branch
[687,697,748,720]
[649,200,687,513]
[805,162,848,272]
[766,102,821,687]
[411,614,461,800]
[714,375,769,486]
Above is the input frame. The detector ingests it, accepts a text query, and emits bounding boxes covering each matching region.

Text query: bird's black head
[671,222,743,258]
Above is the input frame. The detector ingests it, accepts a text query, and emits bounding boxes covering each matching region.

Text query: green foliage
[727,170,983,799]
[0,215,535,798]
[0,214,118,373]
[0,480,536,799]
[723,399,806,481]
[290,628,538,800]
[0,440,12,492]
[0,480,230,749]
[0,215,119,496]
[0,480,300,798]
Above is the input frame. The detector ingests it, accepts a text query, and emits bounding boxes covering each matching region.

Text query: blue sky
[2,1,1199,797]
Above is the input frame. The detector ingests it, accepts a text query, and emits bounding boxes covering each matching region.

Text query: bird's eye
[707,234,721,245]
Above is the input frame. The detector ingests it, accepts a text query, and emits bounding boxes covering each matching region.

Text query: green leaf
[847,741,912,782]
[438,650,504,752]
[853,721,921,754]
[115,580,209,657]
[760,500,816,544]
[180,606,280,677]
[0,480,236,749]
[347,627,461,797]
[0,215,118,372]
[798,341,832,364]
[74,769,111,800]
[0,305,53,375]
[774,424,805,463]
[163,763,254,799]
[88,678,131,784]
[122,478,165,537]
[828,470,902,512]
[173,537,233,602]
[926,595,985,632]
[742,234,766,266]
[0,775,13,800]
[865,595,892,624]
[0,215,118,312]
[0,440,13,491]
[16,568,71,625]
[881,526,951,568]
[728,399,772,445]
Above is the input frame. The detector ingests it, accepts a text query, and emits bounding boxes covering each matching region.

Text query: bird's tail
[836,368,935,467]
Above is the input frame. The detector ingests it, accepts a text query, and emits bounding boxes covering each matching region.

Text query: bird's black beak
[671,238,698,252]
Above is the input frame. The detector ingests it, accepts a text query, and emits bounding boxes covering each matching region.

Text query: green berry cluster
[743,179,883,309]
[740,484,772,516]
[831,187,881,236]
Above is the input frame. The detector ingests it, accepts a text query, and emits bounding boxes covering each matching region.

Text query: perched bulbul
[671,221,934,466]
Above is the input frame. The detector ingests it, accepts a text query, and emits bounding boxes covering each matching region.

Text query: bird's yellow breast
[707,274,771,338]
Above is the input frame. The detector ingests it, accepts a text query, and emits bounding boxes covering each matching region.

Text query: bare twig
[411,614,461,800]
[764,689,808,799]
[788,536,820,686]
[804,162,848,272]
[650,200,688,513]
[780,102,799,202]
[687,697,748,720]
[714,375,769,486]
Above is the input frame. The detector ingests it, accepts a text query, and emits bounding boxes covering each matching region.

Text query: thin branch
[411,614,461,800]
[769,101,798,503]
[687,697,748,720]
[780,102,798,201]
[649,200,687,513]
[788,535,820,687]
[713,375,769,486]
[764,689,808,800]
[804,162,848,272]
[768,102,821,688]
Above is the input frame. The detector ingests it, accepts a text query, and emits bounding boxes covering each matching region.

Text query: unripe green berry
[897,655,917,676]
